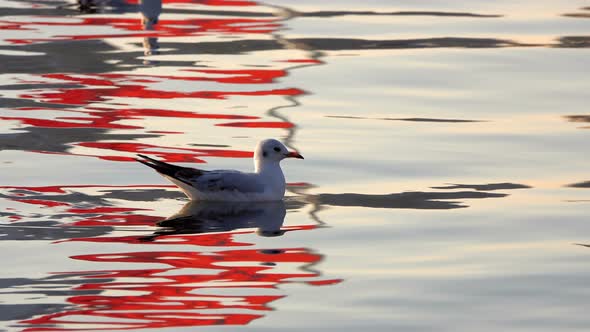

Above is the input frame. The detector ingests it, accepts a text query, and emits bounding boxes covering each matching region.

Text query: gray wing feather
[181,170,265,193]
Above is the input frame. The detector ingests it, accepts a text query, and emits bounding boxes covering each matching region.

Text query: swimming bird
[137,139,303,201]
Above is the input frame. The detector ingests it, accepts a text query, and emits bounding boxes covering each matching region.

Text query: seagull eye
[273,147,281,152]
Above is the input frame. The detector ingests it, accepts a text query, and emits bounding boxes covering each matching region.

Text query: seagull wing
[137,154,265,194]
[191,170,265,193]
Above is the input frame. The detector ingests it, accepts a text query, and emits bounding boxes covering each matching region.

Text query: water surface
[1,0,589,331]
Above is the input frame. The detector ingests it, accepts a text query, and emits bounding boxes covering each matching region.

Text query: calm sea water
[0,0,589,331]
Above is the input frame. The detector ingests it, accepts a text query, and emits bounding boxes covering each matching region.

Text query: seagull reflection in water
[141,200,300,242]
[140,0,161,61]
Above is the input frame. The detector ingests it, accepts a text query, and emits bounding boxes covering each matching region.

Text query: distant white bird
[137,139,304,201]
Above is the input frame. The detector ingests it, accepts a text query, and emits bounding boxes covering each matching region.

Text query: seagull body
[137,139,303,201]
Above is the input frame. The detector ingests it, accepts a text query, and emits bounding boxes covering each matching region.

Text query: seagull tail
[136,154,183,178]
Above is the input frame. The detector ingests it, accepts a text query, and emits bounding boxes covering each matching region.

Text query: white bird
[137,139,304,201]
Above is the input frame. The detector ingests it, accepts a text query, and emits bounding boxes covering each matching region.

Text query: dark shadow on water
[0,221,111,241]
[0,186,179,208]
[0,36,533,76]
[564,115,590,129]
[556,36,590,48]
[98,188,184,201]
[566,181,590,188]
[298,10,502,18]
[312,191,507,210]
[0,127,158,153]
[0,40,144,74]
[326,115,485,123]
[0,272,111,322]
[382,117,485,123]
[289,182,531,210]
[565,115,590,122]
[0,97,72,110]
[156,37,529,56]
[431,183,532,191]
[0,303,69,323]
[562,7,590,18]
[0,83,83,91]
[0,36,534,76]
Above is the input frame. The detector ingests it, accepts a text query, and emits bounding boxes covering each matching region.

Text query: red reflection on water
[1,15,278,44]
[65,224,318,246]
[18,71,302,108]
[2,106,258,129]
[71,213,164,227]
[76,141,253,163]
[64,231,253,247]
[66,206,161,227]
[4,25,305,162]
[67,207,146,213]
[13,199,71,208]
[20,247,340,331]
[73,248,323,273]
[287,182,312,187]
[3,183,340,331]
[33,150,141,162]
[0,22,33,30]
[181,69,288,84]
[0,184,175,194]
[0,115,134,130]
[20,76,303,106]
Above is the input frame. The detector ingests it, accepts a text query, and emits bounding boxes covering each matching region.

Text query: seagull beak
[286,151,304,159]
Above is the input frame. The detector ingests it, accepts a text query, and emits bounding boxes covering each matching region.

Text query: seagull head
[254,139,303,170]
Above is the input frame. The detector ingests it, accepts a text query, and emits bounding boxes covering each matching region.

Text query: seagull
[137,139,304,201]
